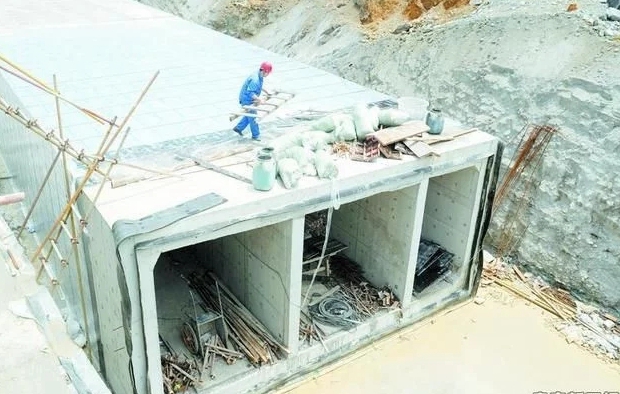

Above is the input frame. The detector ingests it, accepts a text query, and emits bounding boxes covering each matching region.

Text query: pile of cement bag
[310,104,410,142]
[270,131,339,189]
[271,104,409,189]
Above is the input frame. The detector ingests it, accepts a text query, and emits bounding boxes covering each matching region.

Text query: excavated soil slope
[139,0,620,312]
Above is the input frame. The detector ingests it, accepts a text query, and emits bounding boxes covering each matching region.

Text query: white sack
[314,151,339,179]
[352,103,375,141]
[311,115,337,132]
[277,158,302,189]
[378,108,410,127]
[333,114,357,141]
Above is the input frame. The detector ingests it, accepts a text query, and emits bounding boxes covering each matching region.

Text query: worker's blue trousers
[235,108,259,139]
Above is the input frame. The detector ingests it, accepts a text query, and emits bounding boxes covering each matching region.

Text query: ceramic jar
[425,108,445,135]
[252,153,276,191]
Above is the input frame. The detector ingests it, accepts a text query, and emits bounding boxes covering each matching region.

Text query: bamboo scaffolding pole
[59,220,76,244]
[54,75,93,360]
[33,119,120,265]
[104,159,183,179]
[36,129,115,280]
[16,148,63,239]
[35,122,120,282]
[0,98,109,178]
[83,71,160,221]
[0,55,110,125]
[49,239,67,266]
[31,71,159,265]
[79,152,184,182]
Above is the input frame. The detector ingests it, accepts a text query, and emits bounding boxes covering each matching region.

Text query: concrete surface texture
[0,0,385,154]
[137,0,620,314]
[279,284,620,394]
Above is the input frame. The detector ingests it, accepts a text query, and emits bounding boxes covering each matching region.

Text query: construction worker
[233,61,273,141]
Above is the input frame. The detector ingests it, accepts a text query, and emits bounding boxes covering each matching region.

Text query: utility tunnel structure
[80,136,500,394]
[0,0,502,393]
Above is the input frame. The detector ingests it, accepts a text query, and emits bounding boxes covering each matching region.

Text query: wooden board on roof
[374,120,430,146]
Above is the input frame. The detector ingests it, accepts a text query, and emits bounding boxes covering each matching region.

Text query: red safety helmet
[260,61,273,74]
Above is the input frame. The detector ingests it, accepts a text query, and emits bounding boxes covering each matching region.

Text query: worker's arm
[244,77,264,104]
[252,93,264,105]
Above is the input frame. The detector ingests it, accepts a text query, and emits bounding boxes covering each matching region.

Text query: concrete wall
[330,185,426,304]
[0,74,97,371]
[105,136,499,394]
[79,199,133,394]
[421,164,484,270]
[195,218,303,351]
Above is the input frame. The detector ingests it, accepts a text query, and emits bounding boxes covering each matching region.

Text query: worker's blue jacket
[238,71,263,105]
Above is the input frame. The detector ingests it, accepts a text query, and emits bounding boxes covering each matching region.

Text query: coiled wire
[309,292,359,329]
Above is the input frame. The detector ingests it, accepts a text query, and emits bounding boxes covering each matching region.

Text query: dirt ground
[279,284,620,394]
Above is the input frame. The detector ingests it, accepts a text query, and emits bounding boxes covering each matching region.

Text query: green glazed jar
[252,153,276,191]
[425,108,445,135]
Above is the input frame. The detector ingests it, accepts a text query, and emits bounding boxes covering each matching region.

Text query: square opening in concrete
[299,184,422,344]
[412,165,484,301]
[153,219,301,393]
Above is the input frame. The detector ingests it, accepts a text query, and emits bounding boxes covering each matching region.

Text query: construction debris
[161,355,199,394]
[329,255,400,316]
[299,311,325,346]
[482,254,620,360]
[351,135,380,162]
[187,272,287,367]
[331,141,353,157]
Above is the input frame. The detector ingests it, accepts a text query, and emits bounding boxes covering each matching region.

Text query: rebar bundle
[492,123,557,258]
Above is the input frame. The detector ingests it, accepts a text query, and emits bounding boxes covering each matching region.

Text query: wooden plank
[404,141,438,158]
[308,285,341,307]
[229,91,296,122]
[394,142,414,156]
[378,145,402,160]
[185,156,253,184]
[405,128,478,145]
[374,121,430,146]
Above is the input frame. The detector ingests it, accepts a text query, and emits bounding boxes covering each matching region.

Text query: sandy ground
[279,284,620,394]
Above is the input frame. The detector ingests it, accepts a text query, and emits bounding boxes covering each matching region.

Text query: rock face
[139,0,620,312]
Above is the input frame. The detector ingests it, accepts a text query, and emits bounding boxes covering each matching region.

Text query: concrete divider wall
[330,185,423,304]
[421,165,483,268]
[198,219,303,352]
